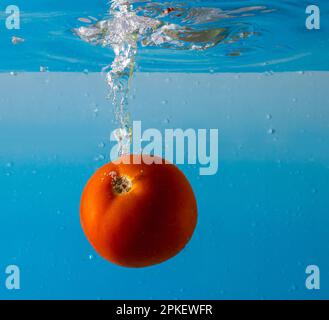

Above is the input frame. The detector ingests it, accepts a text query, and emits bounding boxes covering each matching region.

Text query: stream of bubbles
[75,0,273,156]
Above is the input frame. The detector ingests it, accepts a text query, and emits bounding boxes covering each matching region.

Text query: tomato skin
[80,154,197,268]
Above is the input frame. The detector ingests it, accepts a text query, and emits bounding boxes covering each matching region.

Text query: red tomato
[80,154,197,268]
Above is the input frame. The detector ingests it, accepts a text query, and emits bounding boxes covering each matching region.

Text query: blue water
[1,1,329,300]
[1,0,329,72]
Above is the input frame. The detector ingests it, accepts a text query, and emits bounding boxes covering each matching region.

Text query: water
[1,0,328,72]
[74,0,273,153]
[0,0,329,299]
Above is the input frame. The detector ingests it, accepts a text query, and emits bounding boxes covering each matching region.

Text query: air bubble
[11,36,25,45]
[264,71,274,76]
[94,154,105,161]
[109,171,118,179]
[78,17,92,23]
[6,162,13,168]
[93,107,99,116]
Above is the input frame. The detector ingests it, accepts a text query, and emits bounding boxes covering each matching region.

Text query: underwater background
[0,0,329,299]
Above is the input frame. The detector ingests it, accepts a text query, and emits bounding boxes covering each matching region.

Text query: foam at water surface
[0,0,328,73]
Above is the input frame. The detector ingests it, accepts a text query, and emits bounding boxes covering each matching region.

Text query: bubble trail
[75,0,272,156]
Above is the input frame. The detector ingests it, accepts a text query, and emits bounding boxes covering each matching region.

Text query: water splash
[74,0,271,156]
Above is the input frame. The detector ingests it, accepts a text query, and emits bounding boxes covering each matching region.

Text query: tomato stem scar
[112,175,132,195]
